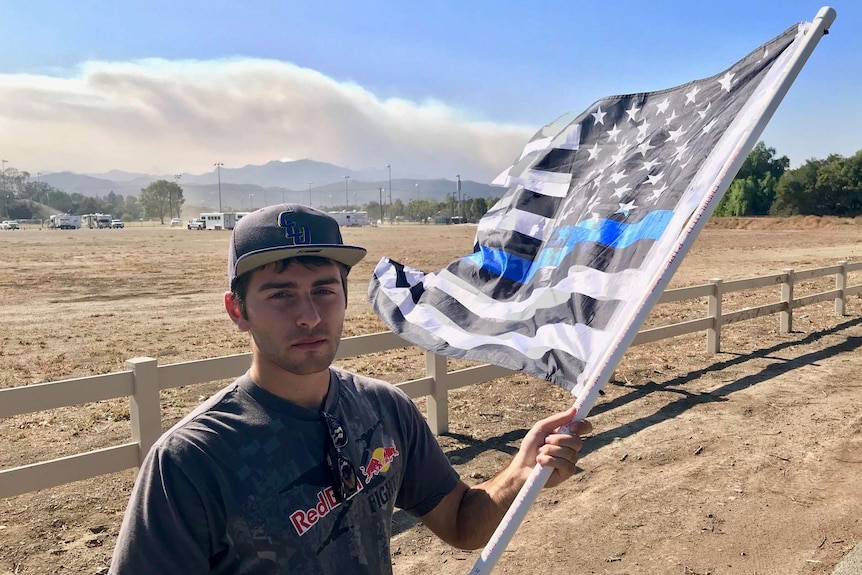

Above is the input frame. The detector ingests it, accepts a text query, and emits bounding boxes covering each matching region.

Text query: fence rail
[2,260,860,499]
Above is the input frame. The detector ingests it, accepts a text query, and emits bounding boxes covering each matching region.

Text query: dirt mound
[707,216,862,230]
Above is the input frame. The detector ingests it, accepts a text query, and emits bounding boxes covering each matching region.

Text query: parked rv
[82,213,113,229]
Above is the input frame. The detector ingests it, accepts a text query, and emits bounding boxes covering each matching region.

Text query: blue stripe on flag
[466,209,674,283]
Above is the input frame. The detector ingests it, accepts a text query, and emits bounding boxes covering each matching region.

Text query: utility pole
[307,181,312,207]
[214,162,223,211]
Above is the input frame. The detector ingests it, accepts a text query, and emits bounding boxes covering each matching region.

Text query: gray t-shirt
[109,367,460,574]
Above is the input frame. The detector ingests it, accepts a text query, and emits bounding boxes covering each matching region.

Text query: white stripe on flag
[374,261,609,363]
[425,266,645,321]
[476,205,555,240]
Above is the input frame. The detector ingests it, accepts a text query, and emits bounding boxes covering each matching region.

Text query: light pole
[344,175,350,210]
[307,181,312,207]
[248,193,254,211]
[214,162,223,212]
[386,163,392,224]
[378,187,384,223]
[415,182,419,201]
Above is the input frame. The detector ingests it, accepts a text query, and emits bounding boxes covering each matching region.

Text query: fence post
[425,352,449,435]
[835,260,847,316]
[125,357,161,468]
[707,278,723,353]
[781,268,794,333]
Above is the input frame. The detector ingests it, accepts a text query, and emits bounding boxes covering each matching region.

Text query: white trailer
[49,214,82,229]
[200,212,237,230]
[328,211,369,227]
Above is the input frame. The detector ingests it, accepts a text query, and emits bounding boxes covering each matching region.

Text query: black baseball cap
[228,204,367,289]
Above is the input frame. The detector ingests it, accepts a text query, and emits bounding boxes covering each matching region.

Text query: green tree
[124,195,142,221]
[717,178,757,217]
[716,141,789,216]
[771,158,824,216]
[475,197,488,220]
[814,152,862,216]
[405,199,437,223]
[391,199,404,222]
[140,179,183,223]
[105,191,126,218]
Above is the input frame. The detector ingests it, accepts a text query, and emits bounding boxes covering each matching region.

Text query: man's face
[227,259,346,377]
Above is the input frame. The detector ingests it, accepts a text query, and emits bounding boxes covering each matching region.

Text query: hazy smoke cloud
[0,58,534,181]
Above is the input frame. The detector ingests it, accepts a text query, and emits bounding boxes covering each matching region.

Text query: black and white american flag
[369,22,809,395]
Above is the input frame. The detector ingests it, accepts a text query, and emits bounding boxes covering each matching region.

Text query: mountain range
[38,159,503,211]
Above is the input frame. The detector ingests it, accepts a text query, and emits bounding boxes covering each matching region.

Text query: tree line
[0,174,184,223]
[714,142,862,217]
[2,143,860,223]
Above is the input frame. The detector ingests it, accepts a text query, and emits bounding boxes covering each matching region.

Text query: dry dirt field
[1,216,862,575]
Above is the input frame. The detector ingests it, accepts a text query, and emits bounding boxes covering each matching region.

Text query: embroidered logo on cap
[278,211,310,245]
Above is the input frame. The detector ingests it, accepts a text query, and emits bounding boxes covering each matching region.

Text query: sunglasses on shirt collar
[320,411,360,503]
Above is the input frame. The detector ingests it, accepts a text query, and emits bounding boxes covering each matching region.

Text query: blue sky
[0,1,856,182]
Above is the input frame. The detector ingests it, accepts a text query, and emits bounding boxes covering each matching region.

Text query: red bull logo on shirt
[360,444,399,485]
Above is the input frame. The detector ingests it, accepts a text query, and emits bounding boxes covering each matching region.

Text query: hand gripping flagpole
[467,7,836,574]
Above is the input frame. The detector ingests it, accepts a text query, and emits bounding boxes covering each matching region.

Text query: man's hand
[511,403,592,488]
[420,404,592,550]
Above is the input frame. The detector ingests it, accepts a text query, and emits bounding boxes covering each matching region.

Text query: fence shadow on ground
[588,315,862,453]
[391,315,862,537]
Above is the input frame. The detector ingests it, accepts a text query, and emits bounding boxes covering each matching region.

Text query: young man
[109,204,592,574]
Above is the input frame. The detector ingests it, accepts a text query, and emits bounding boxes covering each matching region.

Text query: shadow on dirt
[586,316,862,454]
[391,316,862,537]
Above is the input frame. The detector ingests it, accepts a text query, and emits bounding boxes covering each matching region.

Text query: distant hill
[41,159,503,210]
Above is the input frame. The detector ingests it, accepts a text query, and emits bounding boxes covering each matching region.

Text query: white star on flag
[591,106,606,124]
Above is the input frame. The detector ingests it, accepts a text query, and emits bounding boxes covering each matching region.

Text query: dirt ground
[1,216,861,575]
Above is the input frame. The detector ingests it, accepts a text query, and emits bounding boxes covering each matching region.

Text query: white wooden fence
[1,260,860,499]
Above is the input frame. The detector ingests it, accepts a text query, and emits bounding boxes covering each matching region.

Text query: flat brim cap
[228,204,366,288]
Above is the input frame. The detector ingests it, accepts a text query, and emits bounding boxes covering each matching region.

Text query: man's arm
[419,405,591,550]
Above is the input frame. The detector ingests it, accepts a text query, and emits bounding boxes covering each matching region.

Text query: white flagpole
[467,6,836,574]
